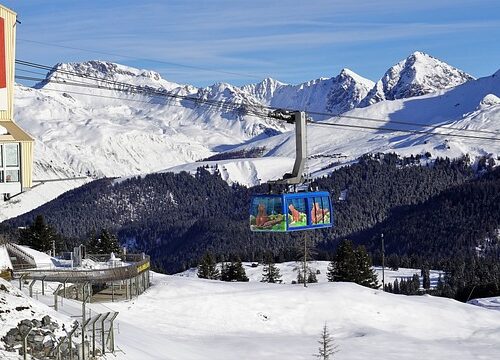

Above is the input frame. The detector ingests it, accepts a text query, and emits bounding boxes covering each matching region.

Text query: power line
[17,75,500,144]
[15,63,500,143]
[307,120,500,142]
[16,58,500,138]
[17,39,263,80]
[307,111,500,136]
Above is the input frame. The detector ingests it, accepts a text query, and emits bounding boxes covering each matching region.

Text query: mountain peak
[40,60,182,91]
[359,52,474,107]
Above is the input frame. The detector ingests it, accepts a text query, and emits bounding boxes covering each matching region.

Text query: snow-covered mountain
[2,53,498,219]
[360,51,474,107]
[243,68,374,115]
[168,70,500,186]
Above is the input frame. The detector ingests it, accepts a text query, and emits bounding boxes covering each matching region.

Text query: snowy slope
[96,272,500,360]
[360,51,474,106]
[200,70,499,186]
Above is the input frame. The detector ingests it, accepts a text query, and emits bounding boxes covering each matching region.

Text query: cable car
[250,191,333,232]
[249,110,333,232]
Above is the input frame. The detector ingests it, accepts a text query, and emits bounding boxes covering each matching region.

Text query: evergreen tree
[87,228,120,254]
[261,252,282,283]
[19,214,57,253]
[327,240,357,282]
[327,240,378,289]
[387,254,400,271]
[354,245,379,289]
[315,323,338,359]
[221,259,249,282]
[307,268,318,283]
[393,279,400,294]
[197,252,220,280]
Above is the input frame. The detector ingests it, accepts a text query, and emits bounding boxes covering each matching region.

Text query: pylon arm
[269,111,306,185]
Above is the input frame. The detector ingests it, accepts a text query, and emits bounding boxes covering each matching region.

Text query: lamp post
[381,233,385,290]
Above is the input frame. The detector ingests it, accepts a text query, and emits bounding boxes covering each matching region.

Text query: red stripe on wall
[0,17,6,89]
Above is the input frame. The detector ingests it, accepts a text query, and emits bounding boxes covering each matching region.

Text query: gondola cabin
[250,192,333,232]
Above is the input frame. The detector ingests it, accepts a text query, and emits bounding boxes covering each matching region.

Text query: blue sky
[3,0,499,87]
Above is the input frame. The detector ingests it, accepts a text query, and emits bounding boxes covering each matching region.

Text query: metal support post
[111,281,115,302]
[268,111,307,185]
[18,274,26,290]
[19,325,33,360]
[53,336,66,360]
[67,323,78,360]
[63,278,68,298]
[53,284,63,311]
[381,233,385,290]
[89,314,102,357]
[29,279,36,298]
[303,232,307,288]
[82,292,91,360]
[100,312,111,355]
[107,312,119,353]
[41,276,46,296]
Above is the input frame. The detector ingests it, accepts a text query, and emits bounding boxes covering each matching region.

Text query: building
[0,5,34,199]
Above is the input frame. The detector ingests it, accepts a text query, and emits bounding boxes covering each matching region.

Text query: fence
[14,255,150,283]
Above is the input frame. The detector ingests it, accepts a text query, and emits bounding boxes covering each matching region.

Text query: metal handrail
[6,243,37,267]
[14,256,150,283]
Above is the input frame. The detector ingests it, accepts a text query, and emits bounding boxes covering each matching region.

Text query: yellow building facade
[0,5,34,198]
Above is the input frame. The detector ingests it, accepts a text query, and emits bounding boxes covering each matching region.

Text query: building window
[0,143,20,183]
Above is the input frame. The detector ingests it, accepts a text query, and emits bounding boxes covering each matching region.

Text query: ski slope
[104,273,500,360]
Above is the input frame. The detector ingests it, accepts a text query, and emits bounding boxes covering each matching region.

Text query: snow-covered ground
[2,265,499,360]
[94,273,500,359]
[0,245,12,271]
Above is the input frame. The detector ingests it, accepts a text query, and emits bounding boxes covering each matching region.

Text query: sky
[3,0,500,87]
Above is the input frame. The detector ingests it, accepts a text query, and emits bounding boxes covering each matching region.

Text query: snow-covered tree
[197,252,220,280]
[261,252,282,283]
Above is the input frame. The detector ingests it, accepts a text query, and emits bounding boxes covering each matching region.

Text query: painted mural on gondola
[250,196,286,232]
[250,192,333,232]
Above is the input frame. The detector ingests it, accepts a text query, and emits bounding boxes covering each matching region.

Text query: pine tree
[261,252,282,283]
[354,245,379,289]
[86,228,120,254]
[327,240,378,289]
[307,269,318,283]
[19,214,57,253]
[393,279,400,294]
[315,323,338,359]
[327,240,357,282]
[197,252,220,280]
[221,259,248,282]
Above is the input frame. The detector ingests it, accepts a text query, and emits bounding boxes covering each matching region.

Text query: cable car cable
[16,59,500,138]
[15,74,500,144]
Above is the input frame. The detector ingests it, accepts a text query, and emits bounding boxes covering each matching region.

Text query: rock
[41,315,52,327]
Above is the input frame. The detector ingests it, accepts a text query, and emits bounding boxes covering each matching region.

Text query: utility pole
[303,232,308,288]
[381,233,385,290]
